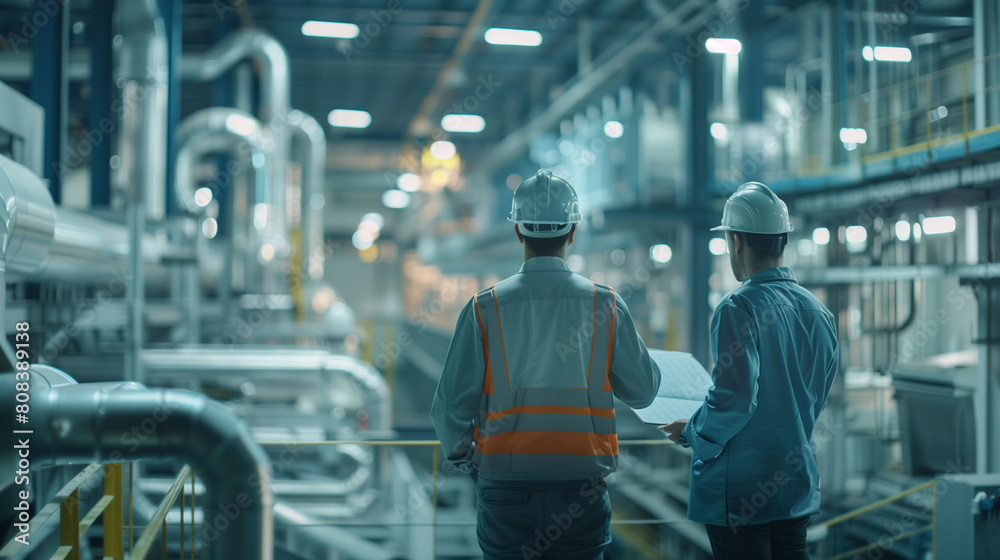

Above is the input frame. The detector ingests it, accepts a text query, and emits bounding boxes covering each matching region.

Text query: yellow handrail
[131,465,193,560]
[817,479,936,560]
[0,464,125,559]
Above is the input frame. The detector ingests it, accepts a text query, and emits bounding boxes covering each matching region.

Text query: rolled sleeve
[430,299,486,473]
[608,296,661,408]
[685,298,759,461]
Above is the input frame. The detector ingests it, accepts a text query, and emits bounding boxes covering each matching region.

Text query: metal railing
[814,479,936,560]
[0,463,198,560]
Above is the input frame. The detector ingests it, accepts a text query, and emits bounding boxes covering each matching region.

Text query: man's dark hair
[737,232,787,258]
[522,226,571,255]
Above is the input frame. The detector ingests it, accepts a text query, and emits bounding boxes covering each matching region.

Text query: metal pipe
[174,107,271,216]
[181,30,290,256]
[0,366,274,560]
[273,502,397,560]
[140,348,392,432]
[0,153,172,285]
[287,109,326,281]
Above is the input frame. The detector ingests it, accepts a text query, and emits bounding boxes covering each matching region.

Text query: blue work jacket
[682,266,838,526]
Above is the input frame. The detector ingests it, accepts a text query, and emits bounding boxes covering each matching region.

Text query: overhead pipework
[0,365,274,560]
[181,29,292,259]
[174,106,272,216]
[288,109,328,282]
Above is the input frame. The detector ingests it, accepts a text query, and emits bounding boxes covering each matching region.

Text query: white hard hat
[508,169,582,238]
[711,182,793,235]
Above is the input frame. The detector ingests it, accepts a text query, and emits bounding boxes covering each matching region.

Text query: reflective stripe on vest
[472,283,618,475]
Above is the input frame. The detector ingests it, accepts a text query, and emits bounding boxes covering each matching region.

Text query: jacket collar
[743,266,797,285]
[519,256,571,274]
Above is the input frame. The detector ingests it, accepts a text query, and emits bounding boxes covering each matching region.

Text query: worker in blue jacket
[661,182,839,560]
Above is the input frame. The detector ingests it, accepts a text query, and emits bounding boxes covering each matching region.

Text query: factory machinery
[3,1,1000,559]
[0,1,440,559]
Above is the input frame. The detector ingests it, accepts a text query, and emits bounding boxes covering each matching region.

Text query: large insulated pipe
[0,366,273,560]
[287,109,326,281]
[174,107,271,216]
[0,153,171,285]
[140,349,392,431]
[181,30,290,252]
[116,0,168,221]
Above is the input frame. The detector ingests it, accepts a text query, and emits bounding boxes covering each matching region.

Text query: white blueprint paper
[631,350,713,425]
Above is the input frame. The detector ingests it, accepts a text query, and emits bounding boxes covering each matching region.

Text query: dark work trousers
[475,477,611,560]
[704,516,810,560]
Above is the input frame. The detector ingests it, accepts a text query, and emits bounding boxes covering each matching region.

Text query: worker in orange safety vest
[431,169,661,560]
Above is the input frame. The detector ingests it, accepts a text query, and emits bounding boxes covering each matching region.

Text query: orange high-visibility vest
[471,282,618,476]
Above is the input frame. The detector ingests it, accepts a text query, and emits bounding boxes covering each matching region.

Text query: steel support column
[30,0,69,204]
[158,0,181,217]
[89,0,114,207]
[682,49,713,367]
[738,0,764,181]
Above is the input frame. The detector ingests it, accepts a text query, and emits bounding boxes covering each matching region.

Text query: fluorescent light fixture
[603,121,624,139]
[839,128,868,144]
[429,140,457,160]
[650,244,673,264]
[352,229,375,251]
[442,114,486,133]
[913,222,922,239]
[846,225,868,244]
[328,109,372,129]
[484,28,542,46]
[709,238,728,256]
[797,239,815,256]
[863,45,911,62]
[922,215,956,235]
[812,227,831,245]
[302,20,360,39]
[705,38,742,54]
[381,189,411,209]
[895,220,911,241]
[710,122,728,141]
[194,187,213,207]
[396,173,421,192]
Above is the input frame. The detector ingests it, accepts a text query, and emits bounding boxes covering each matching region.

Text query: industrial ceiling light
[381,189,411,209]
[895,220,911,241]
[650,244,673,264]
[709,238,728,255]
[812,227,831,245]
[442,114,486,133]
[839,128,868,144]
[396,173,422,192]
[484,28,542,46]
[862,46,911,62]
[922,215,956,235]
[429,140,457,160]
[328,109,372,129]
[603,121,624,139]
[705,38,742,54]
[302,20,360,39]
[845,225,868,243]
